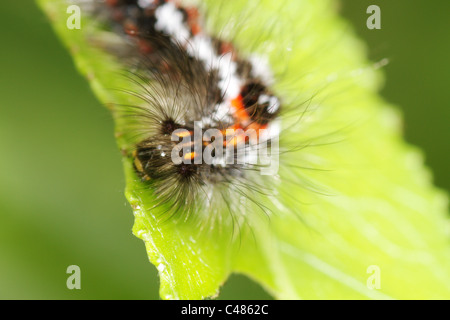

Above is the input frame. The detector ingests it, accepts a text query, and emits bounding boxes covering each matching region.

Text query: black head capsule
[133,121,199,183]
[133,136,175,180]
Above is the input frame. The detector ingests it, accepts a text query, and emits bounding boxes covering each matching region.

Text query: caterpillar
[79,0,290,226]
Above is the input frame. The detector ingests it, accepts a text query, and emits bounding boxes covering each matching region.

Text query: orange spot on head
[183,152,197,161]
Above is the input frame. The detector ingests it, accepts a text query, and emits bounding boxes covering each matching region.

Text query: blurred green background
[0,1,448,299]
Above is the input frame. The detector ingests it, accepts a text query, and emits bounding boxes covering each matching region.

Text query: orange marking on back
[184,152,197,161]
[231,95,250,126]
[230,95,267,133]
[185,7,201,35]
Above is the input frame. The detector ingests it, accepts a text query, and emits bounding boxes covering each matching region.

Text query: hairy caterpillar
[67,0,345,267]
[74,0,306,229]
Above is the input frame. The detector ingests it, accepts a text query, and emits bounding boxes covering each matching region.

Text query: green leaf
[36,0,450,299]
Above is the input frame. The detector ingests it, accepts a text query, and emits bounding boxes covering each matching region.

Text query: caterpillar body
[83,0,285,223]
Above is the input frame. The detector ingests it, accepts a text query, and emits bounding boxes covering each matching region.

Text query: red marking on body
[225,95,266,147]
[185,7,202,35]
[231,95,250,126]
[220,42,233,54]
